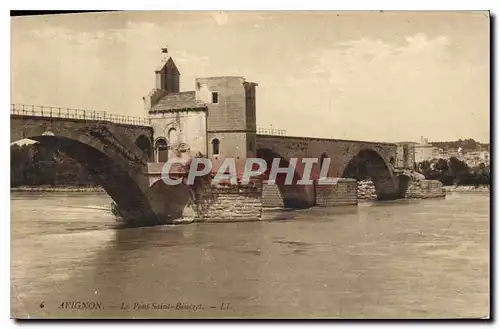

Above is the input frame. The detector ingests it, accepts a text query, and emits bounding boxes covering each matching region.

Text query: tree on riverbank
[10,144,96,187]
[431,139,489,152]
[416,157,490,186]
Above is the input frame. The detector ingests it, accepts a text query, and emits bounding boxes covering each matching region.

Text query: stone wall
[193,181,262,222]
[261,182,284,208]
[207,131,250,171]
[405,179,446,199]
[262,179,359,208]
[315,179,358,206]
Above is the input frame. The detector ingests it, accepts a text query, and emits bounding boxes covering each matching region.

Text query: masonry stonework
[193,182,262,222]
[395,142,416,169]
[256,135,397,178]
[261,182,285,208]
[357,178,445,200]
[256,135,400,201]
[207,131,250,172]
[404,180,446,199]
[315,179,358,207]
[199,77,242,130]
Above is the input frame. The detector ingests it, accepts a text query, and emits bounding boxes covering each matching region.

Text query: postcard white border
[1,1,497,328]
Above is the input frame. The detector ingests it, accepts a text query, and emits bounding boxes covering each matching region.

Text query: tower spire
[155,45,180,93]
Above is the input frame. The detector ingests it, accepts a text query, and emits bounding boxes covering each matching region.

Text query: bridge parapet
[11,104,151,127]
[256,127,287,136]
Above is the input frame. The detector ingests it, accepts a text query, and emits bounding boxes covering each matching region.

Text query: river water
[11,192,490,319]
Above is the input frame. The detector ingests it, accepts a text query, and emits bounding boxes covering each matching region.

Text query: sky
[11,11,490,143]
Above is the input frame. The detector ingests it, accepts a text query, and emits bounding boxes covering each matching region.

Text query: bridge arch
[341,148,398,200]
[257,148,315,208]
[147,179,195,221]
[11,134,158,226]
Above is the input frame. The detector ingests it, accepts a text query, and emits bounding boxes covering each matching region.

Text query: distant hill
[431,139,490,152]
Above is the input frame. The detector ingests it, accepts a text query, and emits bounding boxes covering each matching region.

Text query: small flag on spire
[161,46,168,54]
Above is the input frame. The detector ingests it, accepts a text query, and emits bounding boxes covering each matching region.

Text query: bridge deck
[11,104,151,127]
[256,134,397,147]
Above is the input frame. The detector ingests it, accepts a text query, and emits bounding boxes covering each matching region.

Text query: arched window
[168,128,178,145]
[155,138,169,162]
[212,138,220,155]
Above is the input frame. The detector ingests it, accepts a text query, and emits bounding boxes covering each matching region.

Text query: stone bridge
[256,135,408,208]
[10,104,162,226]
[10,104,413,225]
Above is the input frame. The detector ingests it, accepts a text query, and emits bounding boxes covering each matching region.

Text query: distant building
[414,136,439,163]
[459,150,490,167]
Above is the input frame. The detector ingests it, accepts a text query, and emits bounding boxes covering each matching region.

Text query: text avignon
[58,301,103,310]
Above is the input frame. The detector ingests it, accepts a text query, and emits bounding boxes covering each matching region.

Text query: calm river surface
[11,192,490,319]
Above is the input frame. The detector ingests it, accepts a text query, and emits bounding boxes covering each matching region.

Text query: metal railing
[10,104,151,127]
[257,127,287,136]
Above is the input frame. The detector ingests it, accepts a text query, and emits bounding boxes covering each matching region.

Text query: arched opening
[257,148,315,209]
[155,138,169,162]
[135,134,153,161]
[11,135,158,226]
[342,149,398,201]
[211,138,220,156]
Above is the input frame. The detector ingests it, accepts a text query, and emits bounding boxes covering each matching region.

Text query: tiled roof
[150,91,207,112]
[155,56,175,72]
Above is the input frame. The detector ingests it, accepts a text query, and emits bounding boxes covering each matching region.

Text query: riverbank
[443,185,490,193]
[11,186,104,192]
[11,184,490,195]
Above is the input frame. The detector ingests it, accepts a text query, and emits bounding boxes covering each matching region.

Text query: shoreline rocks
[443,185,490,193]
[357,179,377,200]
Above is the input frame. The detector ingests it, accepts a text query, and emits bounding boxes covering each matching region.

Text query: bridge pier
[315,178,358,207]
[144,170,264,223]
[372,176,400,201]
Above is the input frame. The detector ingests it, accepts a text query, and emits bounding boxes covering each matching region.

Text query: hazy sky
[11,11,490,143]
